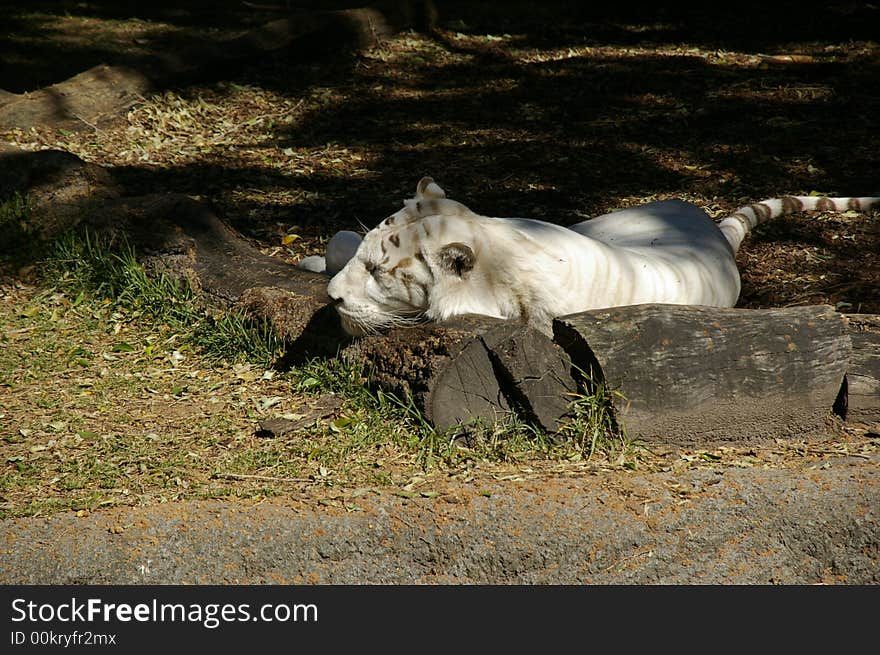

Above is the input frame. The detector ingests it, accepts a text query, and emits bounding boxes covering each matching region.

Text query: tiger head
[327,177,513,336]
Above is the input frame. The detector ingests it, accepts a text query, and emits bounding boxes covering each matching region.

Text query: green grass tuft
[288,353,641,471]
[190,311,284,366]
[42,228,283,366]
[559,381,638,464]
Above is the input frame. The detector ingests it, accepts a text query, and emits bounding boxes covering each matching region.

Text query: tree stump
[238,286,348,362]
[552,304,852,446]
[841,314,880,426]
[342,315,577,433]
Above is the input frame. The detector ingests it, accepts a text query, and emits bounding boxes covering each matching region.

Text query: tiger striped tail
[718,196,880,254]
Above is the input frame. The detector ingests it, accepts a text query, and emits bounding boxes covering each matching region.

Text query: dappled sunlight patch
[2,4,878,519]
[1,274,648,519]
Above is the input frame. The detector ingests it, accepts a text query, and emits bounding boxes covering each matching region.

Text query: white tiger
[314,178,878,336]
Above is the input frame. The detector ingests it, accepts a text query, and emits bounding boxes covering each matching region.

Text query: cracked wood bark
[0,0,436,132]
[841,314,880,426]
[552,304,852,447]
[341,315,577,433]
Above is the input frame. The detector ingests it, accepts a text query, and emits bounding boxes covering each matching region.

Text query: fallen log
[552,304,852,446]
[89,193,348,358]
[841,314,880,426]
[89,194,324,304]
[0,145,343,357]
[342,315,577,434]
[0,146,121,238]
[4,144,875,440]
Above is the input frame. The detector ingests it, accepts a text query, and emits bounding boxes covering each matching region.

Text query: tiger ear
[416,177,446,200]
[436,242,474,277]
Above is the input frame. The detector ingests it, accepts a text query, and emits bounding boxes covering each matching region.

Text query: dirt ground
[1,1,878,583]
[3,1,879,312]
[3,457,878,584]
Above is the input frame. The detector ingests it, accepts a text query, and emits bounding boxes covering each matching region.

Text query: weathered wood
[552,304,852,446]
[480,324,577,433]
[342,315,577,433]
[89,194,326,303]
[0,145,122,238]
[0,65,152,133]
[343,317,512,431]
[841,314,880,426]
[238,286,348,361]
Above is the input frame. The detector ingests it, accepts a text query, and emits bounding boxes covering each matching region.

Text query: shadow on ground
[2,1,879,308]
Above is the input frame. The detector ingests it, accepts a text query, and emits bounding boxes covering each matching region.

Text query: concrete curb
[2,456,877,584]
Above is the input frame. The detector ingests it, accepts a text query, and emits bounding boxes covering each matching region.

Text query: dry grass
[5,10,878,309]
[1,2,879,518]
[3,275,876,520]
[0,269,637,519]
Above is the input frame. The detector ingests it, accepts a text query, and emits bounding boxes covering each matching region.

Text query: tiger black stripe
[781,196,804,213]
[749,202,773,220]
[400,271,415,302]
[389,257,412,274]
[414,250,435,283]
[728,212,755,232]
[514,291,530,323]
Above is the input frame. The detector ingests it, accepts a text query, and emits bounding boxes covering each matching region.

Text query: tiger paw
[325,230,362,275]
[296,230,362,276]
[296,254,327,274]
